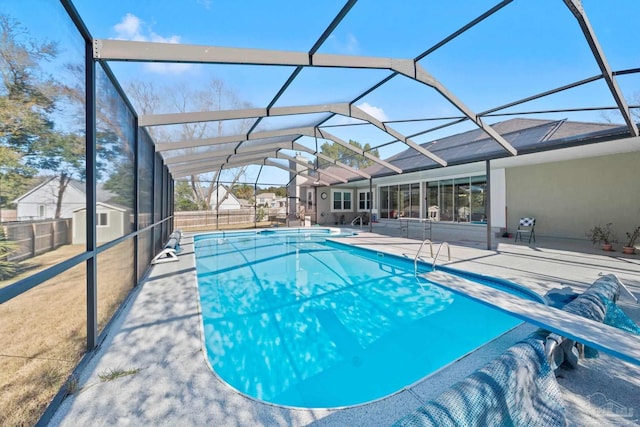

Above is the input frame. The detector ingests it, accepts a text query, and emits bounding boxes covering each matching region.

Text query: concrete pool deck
[47,230,640,426]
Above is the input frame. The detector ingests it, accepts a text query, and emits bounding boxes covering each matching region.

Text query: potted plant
[586,222,617,251]
[623,226,640,254]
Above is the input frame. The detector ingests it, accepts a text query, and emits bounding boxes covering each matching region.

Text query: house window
[97,212,109,227]
[38,205,45,218]
[424,175,487,222]
[332,190,352,211]
[358,191,371,211]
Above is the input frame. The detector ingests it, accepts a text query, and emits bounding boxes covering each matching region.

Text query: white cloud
[344,34,359,54]
[149,33,182,44]
[328,33,360,55]
[112,13,195,75]
[329,102,388,126]
[113,13,145,41]
[145,62,195,75]
[356,102,388,122]
[333,116,365,126]
[197,0,213,9]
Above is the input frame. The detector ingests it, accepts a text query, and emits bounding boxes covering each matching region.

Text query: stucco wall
[505,151,640,241]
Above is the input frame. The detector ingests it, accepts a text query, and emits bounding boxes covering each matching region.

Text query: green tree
[0,14,102,218]
[102,161,134,208]
[27,131,86,217]
[174,180,206,211]
[0,145,35,208]
[319,139,379,169]
[231,183,254,201]
[0,14,58,208]
[260,186,287,197]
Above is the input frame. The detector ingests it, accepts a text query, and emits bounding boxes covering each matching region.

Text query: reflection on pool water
[194,229,537,408]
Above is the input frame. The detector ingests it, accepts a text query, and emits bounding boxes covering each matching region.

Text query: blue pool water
[194,229,539,408]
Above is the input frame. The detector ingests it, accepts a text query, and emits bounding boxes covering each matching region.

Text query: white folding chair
[514,217,536,243]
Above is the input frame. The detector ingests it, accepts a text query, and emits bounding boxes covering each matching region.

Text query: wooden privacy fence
[174,208,287,230]
[3,219,72,262]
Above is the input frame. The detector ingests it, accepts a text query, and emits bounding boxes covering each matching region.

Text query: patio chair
[514,217,536,243]
[428,205,440,222]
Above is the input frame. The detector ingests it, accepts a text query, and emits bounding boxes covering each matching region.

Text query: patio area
[46,230,640,426]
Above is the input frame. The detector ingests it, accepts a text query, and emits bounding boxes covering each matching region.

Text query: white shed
[72,202,131,244]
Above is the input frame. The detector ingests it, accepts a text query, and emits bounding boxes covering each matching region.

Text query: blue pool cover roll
[391,337,566,427]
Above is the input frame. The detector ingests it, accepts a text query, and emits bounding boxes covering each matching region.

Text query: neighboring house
[72,202,131,244]
[14,177,131,245]
[272,198,287,208]
[256,193,287,209]
[209,185,242,210]
[256,192,277,206]
[14,178,116,220]
[236,198,252,208]
[309,118,640,240]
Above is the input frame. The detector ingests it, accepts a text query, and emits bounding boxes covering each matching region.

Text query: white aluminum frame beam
[96,39,516,157]
[348,105,447,165]
[169,150,279,175]
[142,102,447,166]
[171,156,331,186]
[94,39,414,71]
[563,0,639,137]
[159,125,402,174]
[167,137,371,181]
[172,158,261,178]
[275,151,348,183]
[155,126,310,152]
[398,64,518,156]
[168,148,280,172]
[262,159,309,181]
[164,139,293,166]
[313,128,403,174]
[291,143,371,179]
[140,104,341,127]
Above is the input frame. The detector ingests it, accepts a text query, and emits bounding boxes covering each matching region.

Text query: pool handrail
[414,240,452,274]
[432,242,451,270]
[414,239,434,276]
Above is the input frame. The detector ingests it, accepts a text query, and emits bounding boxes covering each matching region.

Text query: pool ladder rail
[414,239,451,275]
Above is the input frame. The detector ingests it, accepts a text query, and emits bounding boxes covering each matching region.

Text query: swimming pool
[194,228,541,408]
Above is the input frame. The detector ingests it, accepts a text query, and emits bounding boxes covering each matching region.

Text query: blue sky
[3,0,639,185]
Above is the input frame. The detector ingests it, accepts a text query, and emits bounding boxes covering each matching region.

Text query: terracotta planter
[602,243,613,251]
[622,246,636,255]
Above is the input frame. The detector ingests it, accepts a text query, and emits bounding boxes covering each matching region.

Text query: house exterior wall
[256,193,277,205]
[214,197,241,210]
[315,187,333,225]
[309,149,640,243]
[16,180,86,220]
[313,167,502,228]
[505,151,640,240]
[209,186,241,210]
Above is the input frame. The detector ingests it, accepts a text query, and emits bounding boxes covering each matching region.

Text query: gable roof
[14,177,118,204]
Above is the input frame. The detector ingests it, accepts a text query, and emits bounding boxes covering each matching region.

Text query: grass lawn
[0,240,134,426]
